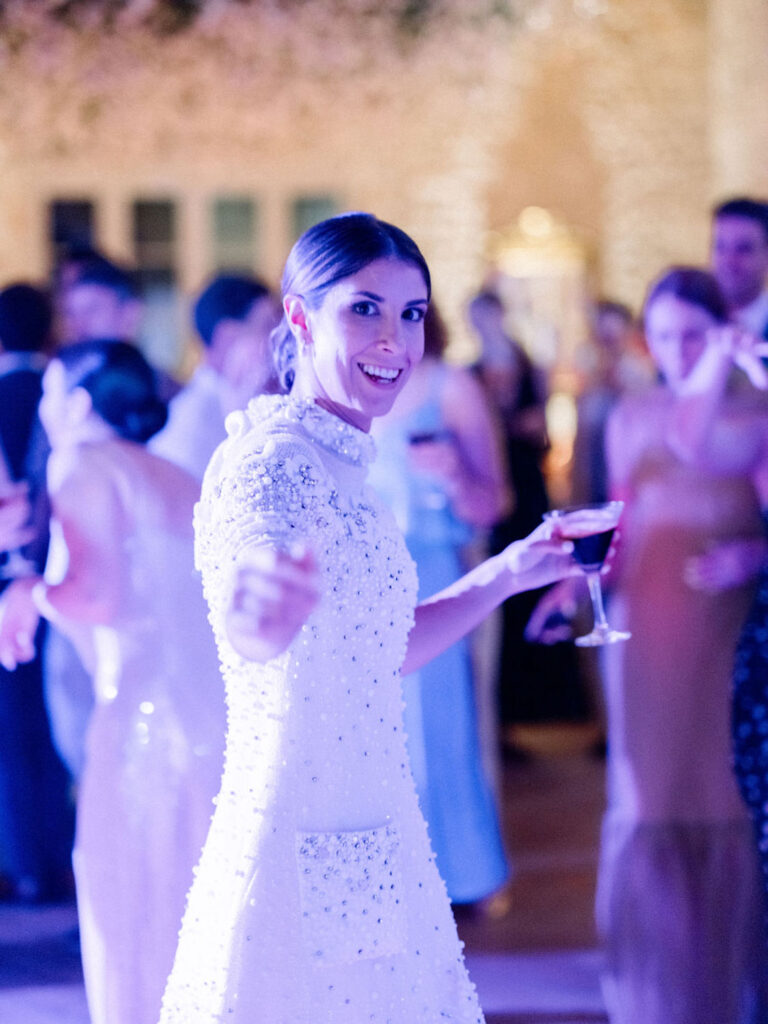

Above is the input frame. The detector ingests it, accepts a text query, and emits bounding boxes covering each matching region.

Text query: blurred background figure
[58,257,143,349]
[571,299,652,507]
[0,282,74,904]
[369,303,511,907]
[467,289,588,754]
[0,341,225,1024]
[531,267,768,1023]
[150,273,281,480]
[40,254,185,783]
[710,197,768,339]
[56,255,180,401]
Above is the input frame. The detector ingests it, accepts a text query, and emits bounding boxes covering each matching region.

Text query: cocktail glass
[544,500,630,647]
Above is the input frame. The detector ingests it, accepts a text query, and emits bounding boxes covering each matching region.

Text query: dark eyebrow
[353,291,428,306]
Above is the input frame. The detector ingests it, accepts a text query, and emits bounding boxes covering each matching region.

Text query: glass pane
[133,199,176,268]
[131,199,180,372]
[291,195,338,242]
[49,199,96,267]
[212,196,257,273]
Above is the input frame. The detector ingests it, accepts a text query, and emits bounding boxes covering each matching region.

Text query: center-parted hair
[272,212,431,391]
[644,266,729,325]
[54,340,167,444]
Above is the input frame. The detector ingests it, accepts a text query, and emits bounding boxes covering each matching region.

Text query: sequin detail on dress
[159,395,485,1024]
[296,824,406,964]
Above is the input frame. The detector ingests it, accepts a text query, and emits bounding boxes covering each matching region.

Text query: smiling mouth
[359,363,403,384]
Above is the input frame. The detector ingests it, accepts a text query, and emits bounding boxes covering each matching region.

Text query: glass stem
[586,572,609,631]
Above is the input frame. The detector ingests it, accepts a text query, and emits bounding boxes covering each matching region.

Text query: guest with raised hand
[0,341,225,1024]
[0,282,75,905]
[530,266,768,1024]
[667,299,768,951]
[158,212,575,1024]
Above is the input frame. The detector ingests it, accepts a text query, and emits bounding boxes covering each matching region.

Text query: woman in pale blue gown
[370,305,510,904]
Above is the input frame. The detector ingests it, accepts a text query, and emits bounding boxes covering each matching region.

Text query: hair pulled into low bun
[54,339,168,444]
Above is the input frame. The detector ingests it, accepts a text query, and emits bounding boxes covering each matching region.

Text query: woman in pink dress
[531,268,768,1022]
[0,340,225,1024]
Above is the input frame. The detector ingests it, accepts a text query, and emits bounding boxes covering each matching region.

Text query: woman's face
[290,258,429,431]
[644,293,718,390]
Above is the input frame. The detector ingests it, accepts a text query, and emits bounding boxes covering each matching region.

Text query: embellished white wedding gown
[159,395,485,1023]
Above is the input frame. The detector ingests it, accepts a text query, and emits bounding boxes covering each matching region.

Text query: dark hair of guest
[644,266,729,325]
[193,274,272,347]
[54,340,167,444]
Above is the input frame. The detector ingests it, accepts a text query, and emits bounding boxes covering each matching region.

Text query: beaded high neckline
[247,394,376,468]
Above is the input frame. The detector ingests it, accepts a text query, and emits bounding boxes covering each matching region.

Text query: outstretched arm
[402,521,575,675]
[225,544,320,662]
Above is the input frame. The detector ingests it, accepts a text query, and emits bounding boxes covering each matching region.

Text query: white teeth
[361,364,400,381]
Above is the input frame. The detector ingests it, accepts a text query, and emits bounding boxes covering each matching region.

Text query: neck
[291,369,372,433]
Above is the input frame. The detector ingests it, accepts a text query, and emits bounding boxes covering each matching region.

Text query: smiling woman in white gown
[157,213,575,1024]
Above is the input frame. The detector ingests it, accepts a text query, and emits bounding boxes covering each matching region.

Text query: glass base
[574,626,631,648]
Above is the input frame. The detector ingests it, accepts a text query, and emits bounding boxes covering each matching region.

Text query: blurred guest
[530,267,767,1024]
[664,294,768,954]
[44,255,182,778]
[151,273,281,480]
[57,255,180,400]
[0,282,74,902]
[711,196,768,339]
[468,290,587,741]
[571,300,652,506]
[0,342,225,1024]
[369,303,510,905]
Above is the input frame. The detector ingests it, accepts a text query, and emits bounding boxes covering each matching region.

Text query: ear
[283,295,312,347]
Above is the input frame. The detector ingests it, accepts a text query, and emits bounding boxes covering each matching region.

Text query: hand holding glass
[544,501,630,647]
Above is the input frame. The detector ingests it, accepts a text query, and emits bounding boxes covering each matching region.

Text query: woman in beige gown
[532,267,767,1023]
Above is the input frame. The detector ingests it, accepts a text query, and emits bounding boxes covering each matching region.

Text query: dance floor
[0,723,608,1024]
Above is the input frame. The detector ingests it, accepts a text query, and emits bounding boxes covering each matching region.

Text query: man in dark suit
[0,283,74,902]
[711,196,768,339]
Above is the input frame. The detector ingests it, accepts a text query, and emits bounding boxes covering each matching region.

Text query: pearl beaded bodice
[194,395,418,830]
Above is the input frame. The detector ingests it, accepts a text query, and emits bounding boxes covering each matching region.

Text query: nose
[377,311,406,354]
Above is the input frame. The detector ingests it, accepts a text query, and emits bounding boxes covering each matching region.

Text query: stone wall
[0,0,764,364]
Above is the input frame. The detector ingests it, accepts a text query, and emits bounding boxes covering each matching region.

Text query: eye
[402,306,426,323]
[351,300,378,316]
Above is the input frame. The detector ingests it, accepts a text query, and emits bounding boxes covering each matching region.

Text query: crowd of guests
[0,194,767,1023]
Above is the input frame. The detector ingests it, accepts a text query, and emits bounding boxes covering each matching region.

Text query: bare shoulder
[606,386,668,483]
[609,385,668,437]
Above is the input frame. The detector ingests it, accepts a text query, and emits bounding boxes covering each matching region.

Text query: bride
[159,212,575,1023]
